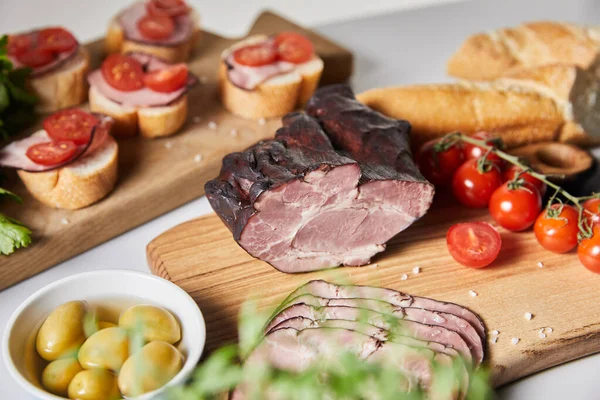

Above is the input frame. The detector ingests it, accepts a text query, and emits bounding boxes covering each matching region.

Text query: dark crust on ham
[206,85,434,273]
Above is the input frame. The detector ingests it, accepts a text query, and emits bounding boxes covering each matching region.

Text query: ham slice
[87,52,197,107]
[225,54,295,90]
[118,2,193,46]
[0,114,113,172]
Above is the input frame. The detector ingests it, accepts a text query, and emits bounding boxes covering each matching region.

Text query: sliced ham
[118,2,193,46]
[87,52,197,107]
[0,114,113,172]
[225,54,295,90]
[8,31,79,77]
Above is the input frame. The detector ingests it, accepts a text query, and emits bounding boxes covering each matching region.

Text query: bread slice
[30,47,90,113]
[89,86,188,138]
[218,35,324,120]
[18,135,118,210]
[105,10,201,63]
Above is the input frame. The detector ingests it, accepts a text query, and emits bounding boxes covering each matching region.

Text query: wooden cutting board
[147,193,600,387]
[0,11,353,291]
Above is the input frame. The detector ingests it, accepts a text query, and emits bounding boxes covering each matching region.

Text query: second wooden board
[147,195,600,387]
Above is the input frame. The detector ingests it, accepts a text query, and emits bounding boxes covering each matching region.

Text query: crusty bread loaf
[105,10,201,63]
[89,86,188,138]
[447,21,600,81]
[18,135,118,210]
[218,35,324,120]
[30,47,90,113]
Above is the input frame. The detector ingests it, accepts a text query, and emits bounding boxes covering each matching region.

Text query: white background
[1,0,600,399]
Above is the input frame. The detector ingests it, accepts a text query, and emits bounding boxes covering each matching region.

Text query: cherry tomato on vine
[463,132,504,168]
[488,182,542,231]
[578,225,600,273]
[416,138,464,186]
[452,159,502,208]
[503,165,547,197]
[447,222,502,268]
[583,198,600,226]
[534,204,579,253]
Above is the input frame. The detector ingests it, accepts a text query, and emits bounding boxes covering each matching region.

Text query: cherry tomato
[578,225,600,273]
[463,132,504,168]
[489,182,542,231]
[43,109,99,145]
[452,159,503,208]
[447,222,502,268]
[137,14,175,40]
[503,165,547,197]
[16,47,55,68]
[37,27,77,53]
[274,32,314,64]
[26,141,77,166]
[417,139,464,186]
[147,0,189,17]
[8,34,32,56]
[534,204,579,253]
[583,198,600,226]
[233,43,278,66]
[101,54,145,91]
[143,63,188,93]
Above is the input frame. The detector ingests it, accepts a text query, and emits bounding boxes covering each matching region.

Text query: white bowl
[3,270,206,400]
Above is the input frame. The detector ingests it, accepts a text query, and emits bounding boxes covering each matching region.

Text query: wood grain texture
[147,193,600,387]
[0,11,353,291]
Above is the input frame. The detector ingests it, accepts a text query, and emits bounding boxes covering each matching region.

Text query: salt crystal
[208,121,217,130]
[537,261,544,268]
[491,330,499,335]
[194,154,203,163]
[258,118,266,126]
[539,330,547,339]
[164,141,173,149]
[193,116,202,124]
[412,266,420,274]
[547,327,553,333]
[490,337,498,344]
[400,274,408,281]
[524,312,533,321]
[60,218,70,225]
[511,337,520,345]
[469,290,478,297]
[230,128,239,137]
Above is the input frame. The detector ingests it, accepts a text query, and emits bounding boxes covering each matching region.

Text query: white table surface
[1,0,599,398]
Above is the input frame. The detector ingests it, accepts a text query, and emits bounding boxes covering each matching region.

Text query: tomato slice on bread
[233,43,279,66]
[137,14,175,40]
[43,109,99,145]
[144,63,188,92]
[37,27,78,53]
[8,34,32,56]
[447,222,501,268]
[147,0,189,17]
[16,47,55,68]
[101,54,145,91]
[274,32,314,64]
[26,141,77,166]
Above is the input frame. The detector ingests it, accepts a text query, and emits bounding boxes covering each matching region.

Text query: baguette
[218,35,324,120]
[88,86,188,139]
[18,135,118,210]
[447,21,600,81]
[30,47,90,113]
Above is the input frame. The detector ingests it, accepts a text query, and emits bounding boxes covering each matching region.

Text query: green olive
[78,327,129,372]
[118,341,183,397]
[41,358,83,396]
[119,305,181,344]
[37,301,88,361]
[67,369,120,400]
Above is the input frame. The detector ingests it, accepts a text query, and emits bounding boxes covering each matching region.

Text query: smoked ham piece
[206,84,434,273]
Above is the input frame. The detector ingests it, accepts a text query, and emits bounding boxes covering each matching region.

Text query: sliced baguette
[218,35,324,120]
[89,86,188,138]
[105,10,201,63]
[18,135,118,210]
[30,47,90,113]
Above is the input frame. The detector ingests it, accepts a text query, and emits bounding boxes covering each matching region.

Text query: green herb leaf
[0,84,9,113]
[0,187,23,203]
[0,213,32,255]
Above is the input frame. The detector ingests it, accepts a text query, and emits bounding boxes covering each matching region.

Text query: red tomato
[534,204,579,253]
[101,54,145,91]
[417,139,464,186]
[137,14,175,40]
[451,159,503,208]
[16,47,55,68]
[447,222,502,268]
[583,198,600,226]
[43,109,99,145]
[26,141,77,166]
[489,182,542,231]
[233,43,278,66]
[37,27,77,53]
[463,132,504,168]
[147,0,189,17]
[578,225,600,273]
[143,63,188,93]
[503,165,547,196]
[274,32,314,64]
[8,34,32,56]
